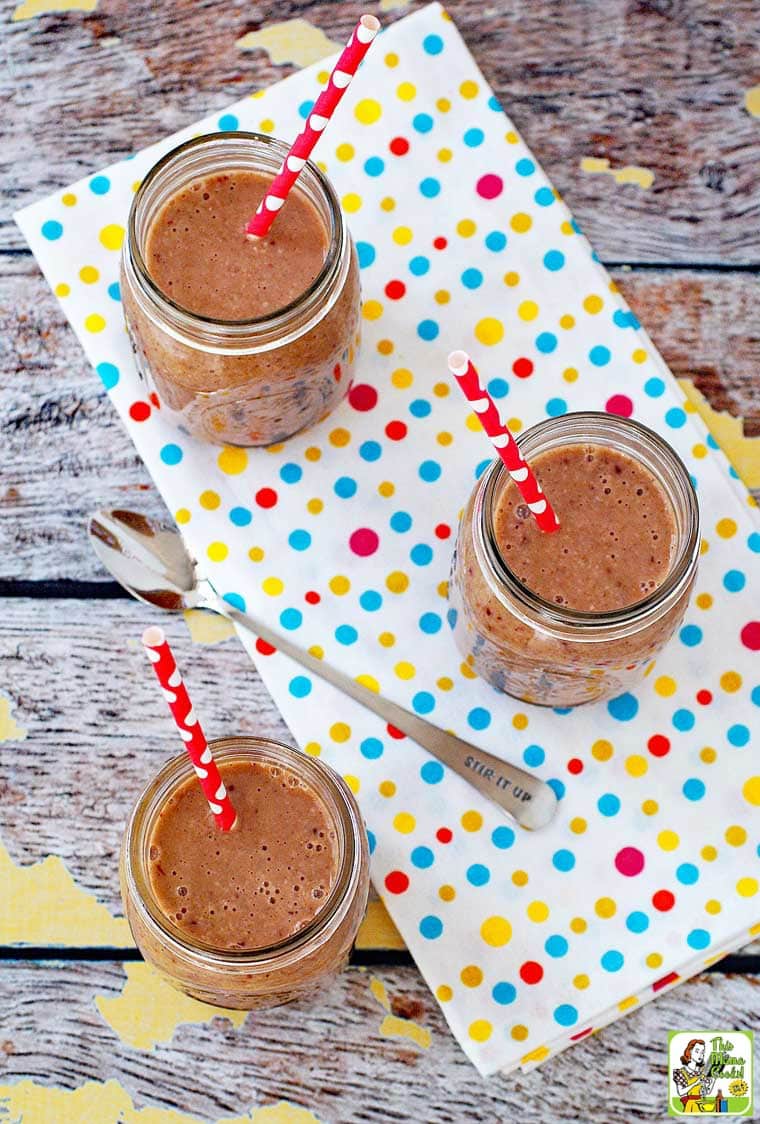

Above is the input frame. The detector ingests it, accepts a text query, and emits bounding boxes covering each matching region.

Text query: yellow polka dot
[384,51,399,68]
[512,870,528,887]
[336,143,355,162]
[329,575,350,596]
[329,722,351,743]
[304,742,321,757]
[380,196,396,212]
[742,776,760,806]
[377,339,393,356]
[355,98,382,123]
[705,899,721,915]
[436,96,451,112]
[132,180,142,193]
[378,481,395,497]
[701,845,718,862]
[79,265,99,284]
[459,79,479,99]
[248,546,264,562]
[696,593,713,610]
[559,314,575,330]
[646,953,663,969]
[199,490,220,510]
[460,661,477,680]
[700,538,710,555]
[573,974,590,990]
[510,212,532,233]
[55,283,70,297]
[393,812,416,835]
[392,226,413,247]
[436,984,452,1002]
[505,130,519,144]
[583,294,604,314]
[379,780,396,797]
[595,897,616,919]
[378,632,395,648]
[560,220,575,235]
[480,915,511,947]
[84,314,105,333]
[329,427,351,448]
[508,417,522,434]
[517,300,539,321]
[461,810,483,832]
[434,289,450,304]
[512,713,528,730]
[392,367,413,389]
[386,571,409,594]
[307,499,323,515]
[527,900,549,922]
[396,81,417,102]
[437,677,453,692]
[521,1045,551,1065]
[303,446,321,463]
[217,447,248,475]
[737,877,758,898]
[468,1020,492,1043]
[625,754,648,777]
[394,661,416,680]
[99,224,124,251]
[726,825,747,847]
[465,412,483,432]
[457,218,477,238]
[716,518,737,538]
[363,300,383,321]
[503,270,520,287]
[563,367,579,383]
[474,317,504,346]
[460,965,483,988]
[592,738,614,762]
[632,348,647,364]
[658,830,680,851]
[692,443,707,459]
[642,799,659,816]
[720,670,742,693]
[308,646,324,661]
[439,884,456,902]
[175,508,191,525]
[700,746,717,764]
[570,917,587,934]
[259,118,274,133]
[266,443,284,455]
[62,192,77,206]
[437,582,449,600]
[261,576,283,597]
[654,675,677,697]
[437,148,452,163]
[570,817,587,834]
[511,1024,528,1042]
[206,542,228,562]
[342,192,362,213]
[618,996,638,1012]
[342,775,359,795]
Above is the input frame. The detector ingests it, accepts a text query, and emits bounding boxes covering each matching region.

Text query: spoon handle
[213,597,557,830]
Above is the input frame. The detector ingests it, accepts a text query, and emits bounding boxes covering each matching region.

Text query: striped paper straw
[448,350,560,533]
[245,14,380,239]
[142,627,237,831]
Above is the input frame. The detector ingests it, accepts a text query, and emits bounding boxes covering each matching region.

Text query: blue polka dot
[676,862,699,885]
[626,911,649,934]
[419,459,441,482]
[280,608,303,630]
[108,281,121,302]
[359,440,382,462]
[466,863,490,887]
[644,377,665,398]
[288,529,311,551]
[360,737,384,760]
[419,915,443,939]
[97,362,119,389]
[589,345,611,367]
[727,724,750,747]
[419,177,440,198]
[464,127,484,147]
[417,319,439,341]
[280,462,302,485]
[723,569,746,592]
[160,443,183,466]
[534,186,555,206]
[601,950,624,972]
[390,511,412,533]
[491,826,515,850]
[687,928,710,951]
[613,309,640,329]
[545,935,568,958]
[485,230,507,252]
[419,612,442,634]
[446,605,456,629]
[359,590,383,612]
[461,267,483,289]
[335,624,358,646]
[751,685,760,708]
[543,249,565,271]
[413,113,434,134]
[553,1004,578,1027]
[748,532,760,553]
[334,475,357,499]
[367,830,376,855]
[409,255,430,276]
[412,691,435,715]
[546,397,567,417]
[492,981,516,1004]
[411,847,435,869]
[515,157,535,176]
[607,692,639,722]
[298,100,314,120]
[679,624,703,647]
[536,332,558,354]
[475,458,491,479]
[289,675,312,699]
[523,744,545,767]
[487,377,509,399]
[41,220,63,241]
[552,848,575,873]
[364,156,385,176]
[467,707,491,731]
[487,94,503,112]
[598,793,621,817]
[707,433,719,449]
[222,592,246,612]
[89,175,110,195]
[410,543,433,566]
[548,778,566,800]
[672,708,695,732]
[229,506,252,526]
[420,760,444,784]
[357,241,376,269]
[423,33,444,54]
[665,407,686,429]
[409,399,432,419]
[218,113,239,130]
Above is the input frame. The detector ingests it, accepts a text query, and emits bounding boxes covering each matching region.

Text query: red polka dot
[436,827,453,844]
[512,357,534,379]
[389,136,409,156]
[387,724,406,740]
[567,758,584,775]
[348,383,378,412]
[741,621,760,651]
[570,1027,594,1041]
[606,394,633,418]
[255,638,276,656]
[614,846,645,877]
[433,236,447,250]
[333,363,343,382]
[653,970,680,992]
[255,488,277,509]
[476,173,504,200]
[696,689,712,706]
[129,400,151,422]
[349,528,379,556]
[385,870,409,894]
[652,889,675,912]
[519,961,544,985]
[385,420,407,441]
[385,279,406,300]
[149,392,161,409]
[305,591,321,605]
[435,523,451,540]
[647,734,670,758]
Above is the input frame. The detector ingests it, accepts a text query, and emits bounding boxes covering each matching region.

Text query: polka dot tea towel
[16,2,759,1078]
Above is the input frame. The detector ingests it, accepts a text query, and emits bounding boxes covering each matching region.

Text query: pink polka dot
[348,383,378,412]
[476,174,503,200]
[349,528,379,557]
[741,621,760,651]
[615,846,645,877]
[606,394,633,418]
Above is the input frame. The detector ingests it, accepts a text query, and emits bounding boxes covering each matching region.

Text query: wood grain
[0,961,758,1122]
[3,0,760,262]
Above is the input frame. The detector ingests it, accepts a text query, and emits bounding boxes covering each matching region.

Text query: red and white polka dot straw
[245,14,380,240]
[448,350,560,533]
[142,627,237,831]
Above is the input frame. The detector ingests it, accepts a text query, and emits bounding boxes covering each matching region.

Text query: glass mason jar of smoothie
[449,412,700,707]
[121,736,370,1009]
[121,133,361,446]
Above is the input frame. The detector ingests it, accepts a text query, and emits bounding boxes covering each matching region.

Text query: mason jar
[121,133,361,446]
[121,736,370,1009]
[449,413,700,707]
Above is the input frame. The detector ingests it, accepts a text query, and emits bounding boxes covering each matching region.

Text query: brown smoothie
[147,758,338,951]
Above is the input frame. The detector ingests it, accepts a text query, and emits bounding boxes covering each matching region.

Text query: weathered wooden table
[1,2,758,1121]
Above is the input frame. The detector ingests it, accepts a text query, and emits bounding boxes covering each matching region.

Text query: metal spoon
[88,508,558,829]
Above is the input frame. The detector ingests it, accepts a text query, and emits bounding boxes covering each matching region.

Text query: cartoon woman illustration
[672,1039,716,1112]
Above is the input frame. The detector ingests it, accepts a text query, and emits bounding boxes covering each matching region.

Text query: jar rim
[475,411,700,635]
[123,735,366,966]
[126,131,344,333]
